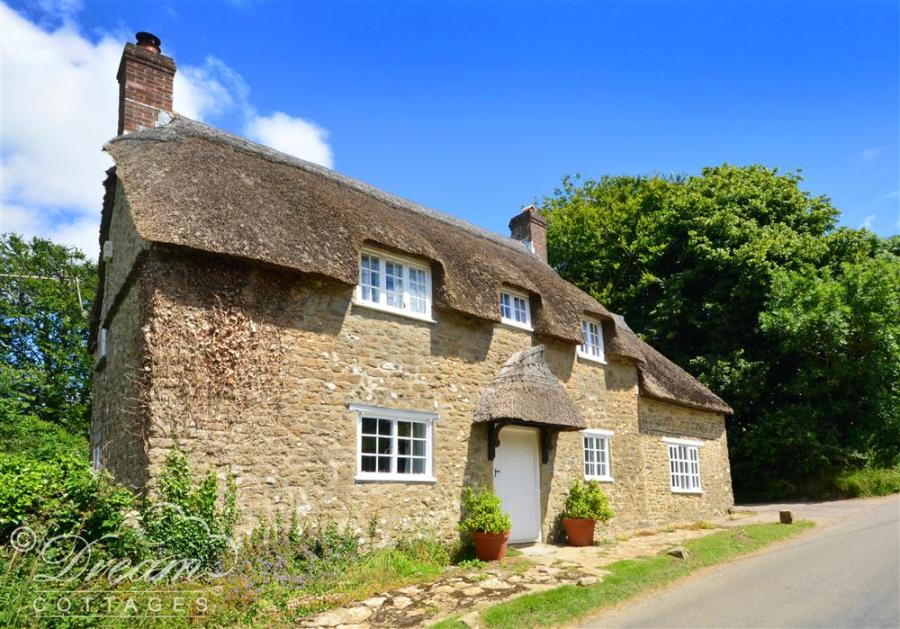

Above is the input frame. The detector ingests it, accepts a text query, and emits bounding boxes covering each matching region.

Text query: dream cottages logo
[5,502,237,621]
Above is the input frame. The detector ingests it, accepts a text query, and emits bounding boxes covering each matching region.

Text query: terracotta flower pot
[472,531,510,561]
[564,518,596,546]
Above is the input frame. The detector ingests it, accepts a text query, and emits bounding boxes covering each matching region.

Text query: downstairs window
[664,438,703,493]
[583,429,614,481]
[350,404,437,482]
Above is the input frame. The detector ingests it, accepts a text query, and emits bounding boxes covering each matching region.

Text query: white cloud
[175,56,251,121]
[177,60,334,168]
[862,147,886,162]
[0,2,333,258]
[861,214,876,230]
[0,5,120,212]
[245,112,334,169]
[21,0,84,27]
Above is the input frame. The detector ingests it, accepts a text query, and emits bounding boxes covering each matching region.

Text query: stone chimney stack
[509,205,548,262]
[117,32,176,135]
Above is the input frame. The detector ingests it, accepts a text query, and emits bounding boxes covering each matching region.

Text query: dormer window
[500,289,532,330]
[355,249,433,322]
[578,317,605,363]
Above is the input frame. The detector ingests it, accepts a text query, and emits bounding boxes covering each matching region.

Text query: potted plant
[458,486,512,561]
[562,479,613,546]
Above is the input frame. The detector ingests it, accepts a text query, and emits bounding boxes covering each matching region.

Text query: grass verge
[466,521,813,628]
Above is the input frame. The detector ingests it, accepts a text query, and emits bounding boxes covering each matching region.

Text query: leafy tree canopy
[542,165,899,499]
[0,234,97,438]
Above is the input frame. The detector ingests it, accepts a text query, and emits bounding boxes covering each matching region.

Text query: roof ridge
[109,115,552,266]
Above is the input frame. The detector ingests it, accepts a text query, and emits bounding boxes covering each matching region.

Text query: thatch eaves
[102,115,732,416]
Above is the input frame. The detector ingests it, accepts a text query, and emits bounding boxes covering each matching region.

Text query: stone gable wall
[119,250,735,543]
[91,190,151,490]
[638,398,734,525]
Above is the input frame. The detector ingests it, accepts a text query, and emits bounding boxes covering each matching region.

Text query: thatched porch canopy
[474,346,586,430]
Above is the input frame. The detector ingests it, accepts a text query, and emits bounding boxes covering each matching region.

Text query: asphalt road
[581,495,900,628]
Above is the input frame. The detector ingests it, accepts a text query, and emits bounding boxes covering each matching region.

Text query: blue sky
[2,1,897,257]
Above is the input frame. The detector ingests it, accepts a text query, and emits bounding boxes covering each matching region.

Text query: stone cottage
[91,33,734,544]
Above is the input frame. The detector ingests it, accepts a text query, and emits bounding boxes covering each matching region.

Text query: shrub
[0,412,88,460]
[458,487,511,535]
[563,480,614,522]
[0,452,135,547]
[141,448,238,571]
[238,511,361,584]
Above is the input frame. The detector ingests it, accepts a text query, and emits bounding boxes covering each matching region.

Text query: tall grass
[834,467,900,497]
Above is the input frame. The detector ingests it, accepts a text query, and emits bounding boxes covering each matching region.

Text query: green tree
[0,234,97,438]
[542,165,899,499]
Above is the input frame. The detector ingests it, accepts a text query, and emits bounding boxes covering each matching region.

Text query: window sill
[354,474,437,484]
[351,299,436,324]
[577,352,607,365]
[670,488,703,495]
[499,320,534,332]
[584,476,614,483]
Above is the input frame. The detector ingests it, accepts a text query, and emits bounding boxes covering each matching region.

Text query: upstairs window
[500,289,532,330]
[664,438,703,494]
[356,249,432,321]
[578,318,605,363]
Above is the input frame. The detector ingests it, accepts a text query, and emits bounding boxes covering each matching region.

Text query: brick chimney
[116,32,176,135]
[509,205,548,262]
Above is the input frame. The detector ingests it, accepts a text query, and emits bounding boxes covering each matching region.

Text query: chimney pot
[135,32,162,54]
[509,205,548,262]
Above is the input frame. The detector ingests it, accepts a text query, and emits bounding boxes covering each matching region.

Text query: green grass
[834,467,900,497]
[475,521,814,628]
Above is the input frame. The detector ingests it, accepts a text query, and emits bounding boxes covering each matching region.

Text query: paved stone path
[299,562,596,628]
[296,499,881,628]
[298,516,755,628]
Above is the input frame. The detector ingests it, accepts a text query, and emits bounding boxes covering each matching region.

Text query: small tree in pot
[458,486,512,561]
[562,480,613,546]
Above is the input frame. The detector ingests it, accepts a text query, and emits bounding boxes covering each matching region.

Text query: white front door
[493,426,541,543]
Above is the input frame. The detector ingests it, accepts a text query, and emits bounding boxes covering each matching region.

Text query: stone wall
[91,189,151,489]
[638,398,734,525]
[100,183,149,323]
[127,249,734,543]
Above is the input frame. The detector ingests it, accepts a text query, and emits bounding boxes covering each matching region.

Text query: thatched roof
[100,115,732,415]
[474,346,586,429]
[607,316,732,415]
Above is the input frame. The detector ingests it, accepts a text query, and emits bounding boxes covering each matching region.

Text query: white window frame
[99,328,109,359]
[578,317,606,364]
[350,404,438,483]
[92,444,103,472]
[353,248,435,323]
[583,429,614,482]
[663,437,703,494]
[102,240,114,262]
[499,288,533,331]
